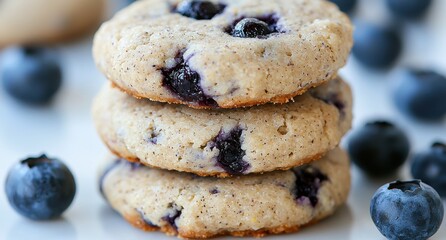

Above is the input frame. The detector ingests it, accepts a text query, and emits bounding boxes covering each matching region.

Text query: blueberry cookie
[93,77,352,177]
[93,0,353,109]
[100,148,350,238]
[0,0,105,47]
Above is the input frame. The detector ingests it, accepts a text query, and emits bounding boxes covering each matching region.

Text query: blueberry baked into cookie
[93,77,352,177]
[92,0,354,238]
[0,0,105,47]
[93,0,353,109]
[100,148,351,238]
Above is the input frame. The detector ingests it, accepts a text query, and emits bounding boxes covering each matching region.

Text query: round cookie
[100,148,351,238]
[93,0,353,109]
[0,0,105,47]
[93,77,352,177]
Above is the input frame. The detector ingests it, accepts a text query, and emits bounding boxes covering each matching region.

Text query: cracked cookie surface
[93,0,353,109]
[0,0,105,47]
[92,77,352,177]
[99,148,350,238]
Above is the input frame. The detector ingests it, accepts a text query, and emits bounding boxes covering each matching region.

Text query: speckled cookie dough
[92,77,352,177]
[0,0,105,47]
[100,148,351,239]
[93,0,353,109]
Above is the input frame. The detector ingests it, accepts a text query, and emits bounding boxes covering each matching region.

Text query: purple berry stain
[162,203,183,231]
[137,209,158,228]
[211,128,249,175]
[292,166,328,207]
[99,159,121,200]
[161,51,218,107]
[210,188,220,194]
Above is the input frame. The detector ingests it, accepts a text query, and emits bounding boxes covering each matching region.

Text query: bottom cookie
[99,148,350,239]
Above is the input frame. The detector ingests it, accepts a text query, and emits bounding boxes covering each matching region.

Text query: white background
[0,0,445,239]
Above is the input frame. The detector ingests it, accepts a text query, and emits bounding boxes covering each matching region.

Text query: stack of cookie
[92,0,353,238]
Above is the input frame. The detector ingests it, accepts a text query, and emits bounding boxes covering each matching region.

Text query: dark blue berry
[329,0,357,13]
[352,22,402,69]
[411,142,446,197]
[393,69,446,121]
[212,128,249,175]
[161,51,217,107]
[232,18,272,38]
[1,47,62,104]
[5,155,76,220]
[370,180,444,240]
[161,203,182,230]
[176,0,225,20]
[347,121,410,176]
[386,0,432,19]
[292,166,328,207]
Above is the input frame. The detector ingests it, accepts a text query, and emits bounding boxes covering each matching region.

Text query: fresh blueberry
[386,0,432,19]
[393,69,446,121]
[161,51,218,107]
[347,121,410,176]
[329,0,357,13]
[212,128,249,175]
[176,0,225,20]
[1,47,62,104]
[232,18,272,38]
[411,142,446,197]
[5,155,76,220]
[370,180,444,240]
[352,22,402,69]
[292,166,328,207]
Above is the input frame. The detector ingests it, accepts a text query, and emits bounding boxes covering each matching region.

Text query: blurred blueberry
[411,142,446,197]
[329,0,357,13]
[352,22,402,69]
[393,69,446,121]
[5,155,76,220]
[1,46,62,104]
[347,121,410,176]
[371,180,443,240]
[386,0,432,19]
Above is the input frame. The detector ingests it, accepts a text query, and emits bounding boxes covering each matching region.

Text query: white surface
[1,0,446,239]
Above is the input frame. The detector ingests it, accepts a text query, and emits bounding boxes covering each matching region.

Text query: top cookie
[0,0,105,47]
[93,0,353,109]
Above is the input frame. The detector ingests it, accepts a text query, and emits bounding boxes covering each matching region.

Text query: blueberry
[386,0,432,19]
[370,180,444,240]
[352,22,402,69]
[161,51,218,107]
[1,47,62,104]
[329,0,357,13]
[232,18,272,38]
[347,121,410,176]
[212,128,249,175]
[176,0,225,20]
[393,69,446,121]
[5,155,76,220]
[161,203,182,230]
[411,142,446,197]
[292,166,328,207]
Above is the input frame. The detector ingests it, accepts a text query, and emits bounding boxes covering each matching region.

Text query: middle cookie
[93,77,352,177]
